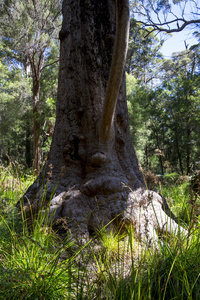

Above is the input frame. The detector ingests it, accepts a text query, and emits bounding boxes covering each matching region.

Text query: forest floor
[0,164,200,299]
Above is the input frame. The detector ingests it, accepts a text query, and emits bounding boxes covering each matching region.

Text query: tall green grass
[159,175,200,228]
[0,164,85,299]
[1,166,200,299]
[0,216,79,299]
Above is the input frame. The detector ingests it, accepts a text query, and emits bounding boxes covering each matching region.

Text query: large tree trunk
[23,0,185,244]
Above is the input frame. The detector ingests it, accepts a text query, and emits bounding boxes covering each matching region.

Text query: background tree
[0,0,61,173]
[153,76,200,174]
[0,41,32,166]
[126,18,163,85]
[126,73,152,168]
[137,48,200,175]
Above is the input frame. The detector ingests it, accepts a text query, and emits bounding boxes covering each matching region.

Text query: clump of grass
[0,163,35,213]
[135,233,200,299]
[2,166,200,299]
[0,165,88,299]
[0,203,85,299]
[84,226,200,300]
[82,225,142,300]
[158,176,200,229]
[161,181,190,221]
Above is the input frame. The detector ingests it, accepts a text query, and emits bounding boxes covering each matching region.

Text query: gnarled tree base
[22,171,186,246]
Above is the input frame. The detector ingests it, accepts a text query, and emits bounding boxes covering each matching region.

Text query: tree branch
[137,18,200,33]
[41,59,59,72]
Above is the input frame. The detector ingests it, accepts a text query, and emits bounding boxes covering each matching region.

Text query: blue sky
[161,29,198,58]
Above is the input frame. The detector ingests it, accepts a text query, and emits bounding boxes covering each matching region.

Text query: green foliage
[126,73,152,164]
[0,164,36,223]
[126,46,200,174]
[0,0,61,64]
[0,0,60,167]
[126,18,163,85]
[163,172,179,184]
[159,178,191,223]
[151,69,200,174]
[0,66,32,165]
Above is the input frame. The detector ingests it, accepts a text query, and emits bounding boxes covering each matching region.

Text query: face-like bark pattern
[23,0,186,244]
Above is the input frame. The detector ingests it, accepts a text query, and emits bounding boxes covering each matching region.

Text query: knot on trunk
[81,176,124,197]
[59,28,69,41]
[87,152,107,168]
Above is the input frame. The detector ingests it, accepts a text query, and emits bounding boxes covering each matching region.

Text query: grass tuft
[1,167,200,299]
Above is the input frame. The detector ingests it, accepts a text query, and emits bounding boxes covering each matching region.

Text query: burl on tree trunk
[22,0,185,244]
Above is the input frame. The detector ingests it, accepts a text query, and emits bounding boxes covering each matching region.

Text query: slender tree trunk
[159,156,164,175]
[145,143,149,171]
[174,125,184,175]
[33,80,40,174]
[186,126,191,175]
[25,120,32,168]
[126,47,134,74]
[22,0,186,244]
[29,53,44,175]
[155,136,164,175]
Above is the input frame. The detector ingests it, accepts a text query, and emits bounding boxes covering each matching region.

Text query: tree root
[47,186,187,245]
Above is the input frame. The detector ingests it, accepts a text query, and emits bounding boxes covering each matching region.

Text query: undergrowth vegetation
[1,165,200,299]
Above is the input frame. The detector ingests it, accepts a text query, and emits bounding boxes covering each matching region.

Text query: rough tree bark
[22,0,185,244]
